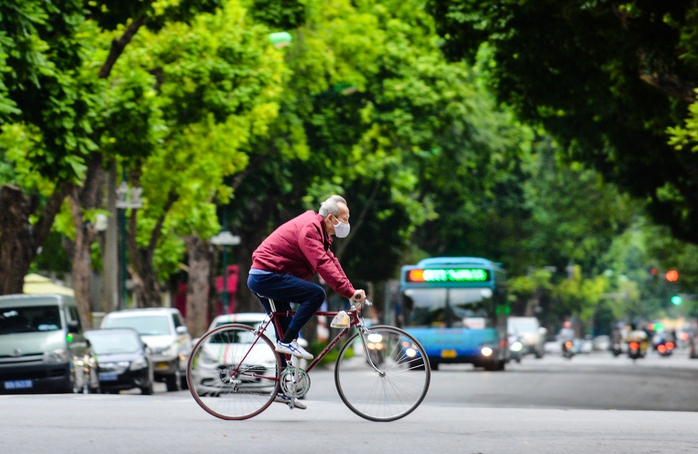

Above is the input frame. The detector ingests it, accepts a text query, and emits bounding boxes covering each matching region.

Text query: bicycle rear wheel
[334,325,431,421]
[187,324,281,420]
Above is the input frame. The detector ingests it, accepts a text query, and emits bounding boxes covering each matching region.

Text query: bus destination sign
[407,268,490,283]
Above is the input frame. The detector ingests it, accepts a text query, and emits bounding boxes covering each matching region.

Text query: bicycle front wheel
[187,324,281,420]
[334,325,431,421]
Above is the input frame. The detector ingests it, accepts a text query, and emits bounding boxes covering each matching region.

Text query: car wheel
[141,382,154,395]
[88,367,101,394]
[180,371,189,390]
[534,350,544,359]
[166,371,181,392]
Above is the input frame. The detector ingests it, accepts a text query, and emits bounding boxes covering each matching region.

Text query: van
[0,294,99,393]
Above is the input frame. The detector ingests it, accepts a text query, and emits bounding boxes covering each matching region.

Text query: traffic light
[671,295,683,305]
[665,270,679,282]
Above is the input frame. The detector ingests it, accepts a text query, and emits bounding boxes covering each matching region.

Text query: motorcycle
[562,340,576,359]
[611,341,623,357]
[655,339,675,357]
[628,340,648,360]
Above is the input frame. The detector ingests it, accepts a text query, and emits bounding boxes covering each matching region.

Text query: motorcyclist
[626,323,648,358]
[558,321,575,342]
[558,321,576,356]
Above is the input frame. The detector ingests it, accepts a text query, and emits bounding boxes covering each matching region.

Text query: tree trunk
[127,178,178,308]
[0,186,34,294]
[185,235,214,338]
[0,183,72,295]
[66,156,104,328]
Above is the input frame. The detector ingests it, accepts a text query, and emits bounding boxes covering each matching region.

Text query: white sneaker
[274,393,307,410]
[276,340,314,360]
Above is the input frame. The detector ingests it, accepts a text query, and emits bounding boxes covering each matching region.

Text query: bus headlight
[481,347,493,357]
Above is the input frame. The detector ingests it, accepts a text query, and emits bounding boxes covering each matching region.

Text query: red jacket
[251,211,355,299]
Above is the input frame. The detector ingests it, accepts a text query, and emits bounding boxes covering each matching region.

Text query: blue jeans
[247,272,325,341]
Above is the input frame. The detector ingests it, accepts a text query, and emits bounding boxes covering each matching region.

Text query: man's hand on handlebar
[352,289,366,310]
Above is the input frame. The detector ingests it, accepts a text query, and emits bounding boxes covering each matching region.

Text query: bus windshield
[403,287,494,328]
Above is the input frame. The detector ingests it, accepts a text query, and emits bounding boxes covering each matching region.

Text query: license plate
[156,362,170,369]
[99,373,118,381]
[4,380,32,390]
[441,349,457,358]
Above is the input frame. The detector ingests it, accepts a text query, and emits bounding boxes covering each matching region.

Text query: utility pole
[102,163,119,313]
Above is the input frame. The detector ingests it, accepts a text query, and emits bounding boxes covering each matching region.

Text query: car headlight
[43,349,69,364]
[129,358,148,370]
[511,342,523,352]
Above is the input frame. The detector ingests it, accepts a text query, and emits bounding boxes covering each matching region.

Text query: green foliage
[116,0,286,280]
[247,0,305,30]
[427,0,698,245]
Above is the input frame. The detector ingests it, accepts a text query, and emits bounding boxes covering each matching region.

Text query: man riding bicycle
[247,195,366,409]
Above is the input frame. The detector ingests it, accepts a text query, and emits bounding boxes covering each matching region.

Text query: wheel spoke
[187,324,281,420]
[334,325,431,421]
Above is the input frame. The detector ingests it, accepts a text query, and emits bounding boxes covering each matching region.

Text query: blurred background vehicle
[188,312,282,397]
[507,317,545,359]
[592,335,611,352]
[84,328,154,395]
[0,294,99,394]
[101,308,191,392]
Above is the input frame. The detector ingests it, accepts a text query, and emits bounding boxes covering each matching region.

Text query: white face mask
[332,216,350,238]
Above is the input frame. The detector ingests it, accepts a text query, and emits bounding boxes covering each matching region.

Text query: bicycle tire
[187,323,281,420]
[334,325,431,421]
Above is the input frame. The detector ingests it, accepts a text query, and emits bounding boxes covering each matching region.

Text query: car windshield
[103,315,171,336]
[86,331,142,354]
[0,305,62,334]
[510,319,538,333]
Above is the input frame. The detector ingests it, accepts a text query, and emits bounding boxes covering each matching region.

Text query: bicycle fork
[357,325,386,376]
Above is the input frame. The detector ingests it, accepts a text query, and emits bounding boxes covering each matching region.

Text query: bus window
[449,288,494,328]
[403,288,494,328]
[403,288,447,328]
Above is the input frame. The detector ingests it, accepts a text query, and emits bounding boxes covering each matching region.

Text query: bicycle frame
[266,309,372,373]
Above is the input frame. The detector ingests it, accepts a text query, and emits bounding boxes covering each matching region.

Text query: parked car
[101,308,191,392]
[189,313,308,396]
[507,317,546,358]
[84,328,154,395]
[0,294,99,394]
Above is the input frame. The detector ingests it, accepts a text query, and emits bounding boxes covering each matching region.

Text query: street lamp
[116,179,143,310]
[210,230,241,314]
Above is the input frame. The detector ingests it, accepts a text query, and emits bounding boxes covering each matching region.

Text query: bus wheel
[484,360,505,371]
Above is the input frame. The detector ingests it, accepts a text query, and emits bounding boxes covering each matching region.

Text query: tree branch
[33,182,73,255]
[335,179,382,260]
[98,15,148,79]
[638,72,696,104]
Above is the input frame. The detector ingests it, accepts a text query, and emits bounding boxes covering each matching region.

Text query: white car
[101,308,191,392]
[189,313,307,396]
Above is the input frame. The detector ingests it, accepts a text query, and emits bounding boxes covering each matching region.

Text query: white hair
[319,195,347,217]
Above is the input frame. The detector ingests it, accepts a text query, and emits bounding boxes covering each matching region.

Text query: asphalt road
[2,350,698,453]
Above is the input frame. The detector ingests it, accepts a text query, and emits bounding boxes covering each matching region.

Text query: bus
[399,257,509,371]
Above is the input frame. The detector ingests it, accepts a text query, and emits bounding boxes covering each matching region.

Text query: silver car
[508,317,546,358]
[101,308,191,392]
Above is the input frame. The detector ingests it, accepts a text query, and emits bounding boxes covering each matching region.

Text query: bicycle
[186,298,431,421]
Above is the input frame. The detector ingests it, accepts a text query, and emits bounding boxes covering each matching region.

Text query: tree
[0,0,223,325]
[426,0,698,245]
[114,0,285,312]
[227,0,528,317]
